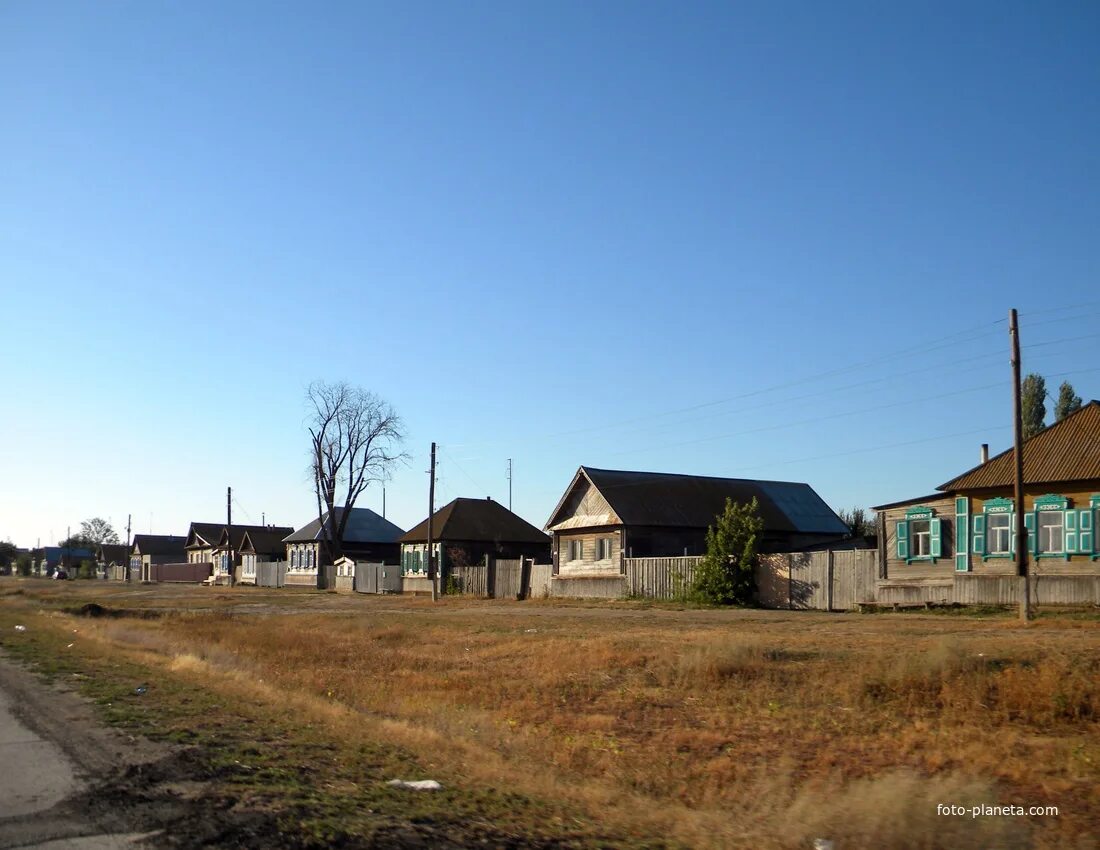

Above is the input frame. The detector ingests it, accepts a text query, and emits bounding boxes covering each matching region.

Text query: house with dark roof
[184,522,293,581]
[399,498,550,581]
[873,401,1100,588]
[545,466,850,579]
[130,534,187,582]
[281,507,404,586]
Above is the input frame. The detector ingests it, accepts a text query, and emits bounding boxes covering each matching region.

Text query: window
[568,540,584,561]
[987,513,1011,555]
[1038,510,1064,554]
[291,550,298,569]
[910,519,931,557]
[896,506,941,563]
[596,538,613,560]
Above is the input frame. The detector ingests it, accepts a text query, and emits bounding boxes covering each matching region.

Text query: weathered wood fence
[148,562,213,583]
[447,558,553,599]
[756,551,879,610]
[624,557,699,599]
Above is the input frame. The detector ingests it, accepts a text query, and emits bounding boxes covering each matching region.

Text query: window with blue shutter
[1034,494,1071,560]
[975,498,1014,560]
[897,507,940,564]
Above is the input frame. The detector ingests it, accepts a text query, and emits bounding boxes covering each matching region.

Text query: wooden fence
[756,551,878,610]
[149,562,213,583]
[624,557,699,599]
[447,558,553,599]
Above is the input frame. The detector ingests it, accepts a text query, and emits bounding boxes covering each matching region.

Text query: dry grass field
[1,579,1098,849]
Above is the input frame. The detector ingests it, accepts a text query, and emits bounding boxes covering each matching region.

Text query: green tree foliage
[836,507,876,538]
[15,554,32,577]
[0,541,17,569]
[690,497,764,606]
[1054,381,1083,423]
[1021,373,1047,441]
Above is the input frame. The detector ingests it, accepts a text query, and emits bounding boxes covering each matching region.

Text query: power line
[607,379,1006,457]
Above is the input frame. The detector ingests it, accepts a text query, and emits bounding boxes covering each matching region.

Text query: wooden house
[874,400,1100,591]
[282,507,404,587]
[544,466,850,578]
[399,497,550,579]
[184,522,293,580]
[130,534,187,582]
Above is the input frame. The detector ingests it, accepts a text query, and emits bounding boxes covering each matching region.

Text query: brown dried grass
[31,589,1100,849]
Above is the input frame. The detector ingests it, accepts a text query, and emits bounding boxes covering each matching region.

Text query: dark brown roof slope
[240,527,296,556]
[561,467,848,535]
[939,401,1100,491]
[96,544,130,563]
[218,525,294,552]
[131,535,187,558]
[400,498,550,544]
[186,523,225,548]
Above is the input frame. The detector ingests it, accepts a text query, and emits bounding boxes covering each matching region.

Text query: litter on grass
[387,779,443,791]
[13,625,27,632]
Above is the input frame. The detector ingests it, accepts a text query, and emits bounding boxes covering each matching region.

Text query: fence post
[485,553,494,599]
[787,553,793,609]
[826,550,834,612]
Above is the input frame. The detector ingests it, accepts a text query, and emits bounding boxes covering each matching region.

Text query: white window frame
[910,519,932,558]
[987,512,1011,555]
[596,538,612,560]
[1038,510,1064,555]
[568,540,584,561]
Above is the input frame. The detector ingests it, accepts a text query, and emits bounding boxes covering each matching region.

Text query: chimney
[980,443,989,464]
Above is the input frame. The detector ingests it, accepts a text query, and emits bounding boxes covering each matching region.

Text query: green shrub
[689,497,763,606]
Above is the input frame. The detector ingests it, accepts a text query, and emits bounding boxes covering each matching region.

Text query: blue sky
[2,1,1099,547]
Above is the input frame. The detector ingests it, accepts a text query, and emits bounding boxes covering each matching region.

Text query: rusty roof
[938,400,1100,491]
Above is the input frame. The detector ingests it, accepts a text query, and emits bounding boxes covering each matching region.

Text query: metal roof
[283,507,405,544]
[549,467,849,535]
[938,400,1100,491]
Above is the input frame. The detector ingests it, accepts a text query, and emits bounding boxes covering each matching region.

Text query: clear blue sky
[3,1,1099,548]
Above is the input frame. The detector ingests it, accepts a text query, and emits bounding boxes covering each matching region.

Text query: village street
[0,656,156,850]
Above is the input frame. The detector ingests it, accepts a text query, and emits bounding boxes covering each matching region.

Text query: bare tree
[307,381,406,588]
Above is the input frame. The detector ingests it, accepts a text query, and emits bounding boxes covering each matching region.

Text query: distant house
[130,534,187,582]
[95,543,130,574]
[36,546,95,575]
[399,497,550,578]
[874,400,1100,585]
[282,507,404,585]
[184,522,293,580]
[544,466,851,578]
[212,525,293,581]
[184,523,224,565]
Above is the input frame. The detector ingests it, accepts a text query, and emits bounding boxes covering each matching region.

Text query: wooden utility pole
[1010,309,1030,622]
[125,514,132,583]
[507,458,513,511]
[428,442,437,602]
[227,486,233,587]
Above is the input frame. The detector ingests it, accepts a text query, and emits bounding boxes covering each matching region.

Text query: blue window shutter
[1024,512,1036,554]
[930,518,942,558]
[1080,509,1094,555]
[972,515,985,555]
[955,499,969,572]
[896,521,909,560]
[1065,510,1078,554]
